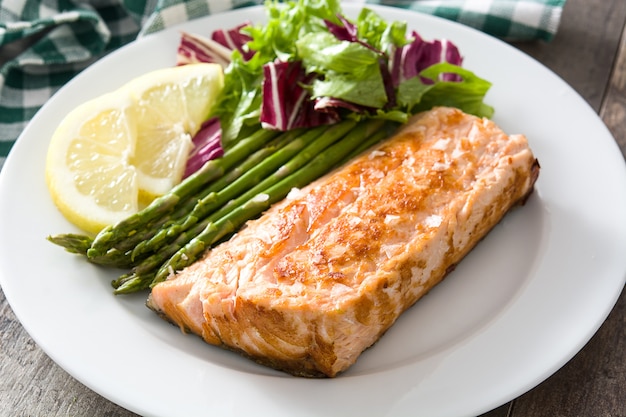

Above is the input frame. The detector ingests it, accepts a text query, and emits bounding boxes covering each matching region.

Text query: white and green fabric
[0,0,567,168]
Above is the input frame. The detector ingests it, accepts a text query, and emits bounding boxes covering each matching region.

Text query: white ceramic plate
[1,5,625,417]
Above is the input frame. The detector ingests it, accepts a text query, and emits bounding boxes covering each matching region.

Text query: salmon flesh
[147,107,540,377]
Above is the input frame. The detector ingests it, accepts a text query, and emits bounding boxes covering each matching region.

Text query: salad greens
[205,0,493,147]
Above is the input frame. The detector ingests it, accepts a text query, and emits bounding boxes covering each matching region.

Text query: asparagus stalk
[46,234,93,255]
[112,272,156,294]
[343,121,399,162]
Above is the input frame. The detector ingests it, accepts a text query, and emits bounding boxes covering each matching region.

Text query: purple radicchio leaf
[183,117,224,178]
[325,15,359,42]
[260,60,340,131]
[176,31,233,68]
[313,96,369,113]
[391,31,464,86]
[211,22,255,61]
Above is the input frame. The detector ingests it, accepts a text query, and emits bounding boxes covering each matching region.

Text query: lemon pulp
[45,63,224,234]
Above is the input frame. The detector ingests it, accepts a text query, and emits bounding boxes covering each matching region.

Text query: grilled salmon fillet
[147,106,540,377]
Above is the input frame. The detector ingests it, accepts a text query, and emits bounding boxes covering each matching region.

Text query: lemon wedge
[45,63,224,234]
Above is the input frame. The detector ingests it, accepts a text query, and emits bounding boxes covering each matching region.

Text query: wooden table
[1,0,625,415]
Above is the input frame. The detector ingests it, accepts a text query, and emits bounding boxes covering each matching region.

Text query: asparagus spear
[113,272,157,294]
[46,234,93,255]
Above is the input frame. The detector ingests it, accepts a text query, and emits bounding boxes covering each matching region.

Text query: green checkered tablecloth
[0,0,567,168]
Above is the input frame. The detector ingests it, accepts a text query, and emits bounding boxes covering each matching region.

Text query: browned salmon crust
[147,107,540,377]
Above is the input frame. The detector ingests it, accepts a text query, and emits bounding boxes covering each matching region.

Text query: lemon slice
[45,63,224,234]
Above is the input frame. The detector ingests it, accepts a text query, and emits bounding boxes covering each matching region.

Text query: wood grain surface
[1,0,625,416]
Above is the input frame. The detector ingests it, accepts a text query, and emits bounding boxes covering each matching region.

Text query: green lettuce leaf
[399,63,494,118]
